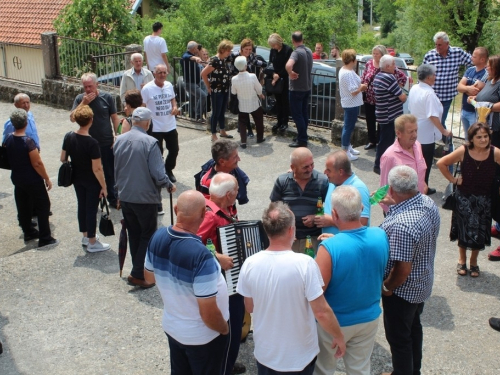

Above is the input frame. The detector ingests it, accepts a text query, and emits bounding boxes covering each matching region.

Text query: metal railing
[0,42,44,85]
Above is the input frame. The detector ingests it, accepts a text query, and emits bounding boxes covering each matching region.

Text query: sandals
[457,263,467,276]
[469,265,480,278]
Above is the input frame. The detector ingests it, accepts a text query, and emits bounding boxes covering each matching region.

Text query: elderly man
[119,53,153,104]
[423,31,472,130]
[141,64,180,183]
[70,72,120,207]
[373,55,407,175]
[237,201,345,374]
[380,114,428,212]
[197,173,246,375]
[143,21,169,72]
[145,190,229,374]
[195,139,250,206]
[380,166,440,375]
[114,107,175,288]
[3,93,40,149]
[457,47,489,140]
[314,186,388,375]
[314,150,370,235]
[181,41,207,122]
[270,147,329,253]
[286,31,313,148]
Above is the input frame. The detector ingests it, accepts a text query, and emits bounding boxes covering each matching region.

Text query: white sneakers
[87,240,111,253]
[82,235,99,246]
[348,145,360,155]
[346,150,359,161]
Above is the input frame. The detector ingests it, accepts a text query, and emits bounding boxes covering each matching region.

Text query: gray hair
[388,165,418,194]
[262,201,295,238]
[379,55,394,69]
[209,173,237,198]
[330,185,362,222]
[14,93,30,104]
[372,45,387,56]
[130,53,143,62]
[433,31,449,43]
[268,33,284,47]
[417,64,436,81]
[154,64,167,73]
[81,72,97,84]
[327,150,352,175]
[211,139,239,165]
[187,41,198,50]
[10,109,28,130]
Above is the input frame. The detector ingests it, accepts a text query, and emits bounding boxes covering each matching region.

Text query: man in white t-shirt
[141,64,179,183]
[237,201,345,374]
[143,22,169,72]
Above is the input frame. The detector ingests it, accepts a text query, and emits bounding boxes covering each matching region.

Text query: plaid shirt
[423,46,472,101]
[380,193,440,303]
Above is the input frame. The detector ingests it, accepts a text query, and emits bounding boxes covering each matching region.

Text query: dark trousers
[364,102,379,145]
[223,294,246,375]
[211,92,229,134]
[151,129,179,172]
[15,180,52,241]
[238,107,264,144]
[256,357,316,375]
[374,120,396,169]
[100,145,117,205]
[275,87,290,126]
[289,90,310,145]
[382,294,425,375]
[421,142,435,185]
[167,332,228,375]
[121,201,158,279]
[74,182,101,238]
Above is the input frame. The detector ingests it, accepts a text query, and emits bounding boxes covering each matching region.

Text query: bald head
[327,150,352,175]
[290,148,314,182]
[175,190,206,227]
[290,147,313,166]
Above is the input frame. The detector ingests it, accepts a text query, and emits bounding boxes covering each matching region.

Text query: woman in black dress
[437,123,500,277]
[61,105,109,252]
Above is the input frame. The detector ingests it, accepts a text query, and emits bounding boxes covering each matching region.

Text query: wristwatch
[382,284,390,293]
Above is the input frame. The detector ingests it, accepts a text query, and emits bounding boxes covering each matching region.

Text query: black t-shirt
[62,132,101,185]
[72,92,117,146]
[4,134,41,186]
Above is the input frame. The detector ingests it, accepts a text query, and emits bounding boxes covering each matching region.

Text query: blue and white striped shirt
[374,71,404,123]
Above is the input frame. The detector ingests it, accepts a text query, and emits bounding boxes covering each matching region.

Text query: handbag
[58,162,73,187]
[491,175,500,223]
[265,78,284,94]
[0,146,10,170]
[99,198,115,236]
[229,93,239,114]
[442,162,460,211]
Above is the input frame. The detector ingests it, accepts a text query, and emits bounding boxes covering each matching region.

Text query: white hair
[433,31,449,43]
[209,173,237,198]
[379,54,394,70]
[388,165,418,194]
[154,64,167,73]
[330,185,362,222]
[81,72,97,84]
[14,93,30,104]
[130,53,143,62]
[187,41,198,50]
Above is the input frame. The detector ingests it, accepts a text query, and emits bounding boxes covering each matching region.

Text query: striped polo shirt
[373,71,404,124]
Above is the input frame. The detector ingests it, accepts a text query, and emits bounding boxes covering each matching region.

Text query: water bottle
[206,238,216,257]
[369,185,390,205]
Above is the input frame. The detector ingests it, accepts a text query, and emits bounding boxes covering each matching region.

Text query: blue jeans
[461,109,476,141]
[341,106,359,148]
[223,294,246,375]
[289,90,310,145]
[211,92,229,134]
[186,82,207,119]
[374,120,396,169]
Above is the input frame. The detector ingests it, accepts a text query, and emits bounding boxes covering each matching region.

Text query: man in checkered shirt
[379,165,440,375]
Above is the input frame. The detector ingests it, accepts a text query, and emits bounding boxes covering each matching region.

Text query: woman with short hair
[118,89,143,134]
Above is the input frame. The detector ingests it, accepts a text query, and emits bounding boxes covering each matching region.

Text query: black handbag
[229,93,239,114]
[58,162,73,187]
[0,146,10,170]
[442,162,460,211]
[99,198,115,236]
[265,78,284,94]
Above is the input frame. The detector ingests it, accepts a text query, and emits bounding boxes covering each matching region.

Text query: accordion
[216,220,269,296]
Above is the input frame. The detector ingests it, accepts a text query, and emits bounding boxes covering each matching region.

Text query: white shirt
[338,67,363,108]
[141,80,176,132]
[231,71,262,113]
[408,82,443,144]
[143,35,168,71]
[237,250,324,372]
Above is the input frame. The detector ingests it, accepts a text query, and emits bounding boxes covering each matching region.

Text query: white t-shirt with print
[141,80,176,132]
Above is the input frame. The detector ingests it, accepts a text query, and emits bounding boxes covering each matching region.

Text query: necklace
[473,159,483,170]
[173,225,197,235]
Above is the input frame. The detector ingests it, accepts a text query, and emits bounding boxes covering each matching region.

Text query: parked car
[397,52,414,65]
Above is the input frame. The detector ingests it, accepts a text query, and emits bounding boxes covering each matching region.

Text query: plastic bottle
[369,185,390,205]
[304,235,315,258]
[316,197,324,215]
[206,238,216,257]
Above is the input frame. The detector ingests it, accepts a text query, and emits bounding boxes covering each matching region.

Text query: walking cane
[169,190,174,225]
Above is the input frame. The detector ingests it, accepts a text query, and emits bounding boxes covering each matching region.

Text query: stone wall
[0,79,43,104]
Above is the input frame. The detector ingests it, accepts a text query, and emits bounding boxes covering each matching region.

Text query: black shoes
[167,170,177,183]
[489,317,500,332]
[364,143,376,150]
[257,138,266,144]
[278,124,288,134]
[426,188,436,195]
[231,362,246,374]
[240,143,247,149]
[24,230,40,242]
[373,166,381,175]
[289,142,307,148]
[38,238,58,248]
[271,123,281,134]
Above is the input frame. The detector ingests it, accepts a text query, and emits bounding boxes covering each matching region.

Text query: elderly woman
[338,49,367,161]
[61,105,109,252]
[408,64,451,194]
[231,56,265,148]
[437,123,500,277]
[3,109,56,248]
[201,39,234,142]
[361,45,407,150]
[118,90,143,134]
[268,33,293,134]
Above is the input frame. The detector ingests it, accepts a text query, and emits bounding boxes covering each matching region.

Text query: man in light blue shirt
[314,150,370,235]
[3,93,40,149]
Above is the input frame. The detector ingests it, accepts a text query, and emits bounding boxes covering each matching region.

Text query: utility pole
[358,0,363,37]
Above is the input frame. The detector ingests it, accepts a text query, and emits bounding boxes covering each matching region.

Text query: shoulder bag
[58,132,73,187]
[0,146,10,170]
[442,162,460,211]
[265,78,284,94]
[99,198,115,236]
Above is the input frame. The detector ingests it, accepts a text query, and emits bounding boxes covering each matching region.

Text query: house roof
[0,0,72,45]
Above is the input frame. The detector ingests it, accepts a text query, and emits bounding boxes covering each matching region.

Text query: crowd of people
[3,24,500,374]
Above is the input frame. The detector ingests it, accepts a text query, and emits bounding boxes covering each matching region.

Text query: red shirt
[197,199,238,253]
[312,52,321,60]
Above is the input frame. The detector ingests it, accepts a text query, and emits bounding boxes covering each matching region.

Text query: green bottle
[304,236,315,258]
[369,184,390,205]
[316,197,324,215]
[206,238,216,257]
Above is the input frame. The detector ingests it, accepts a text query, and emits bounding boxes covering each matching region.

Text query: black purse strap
[452,161,461,185]
[100,198,110,216]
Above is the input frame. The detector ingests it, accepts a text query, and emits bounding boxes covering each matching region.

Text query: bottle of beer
[316,196,324,215]
[206,238,216,257]
[304,235,315,258]
[369,185,390,205]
